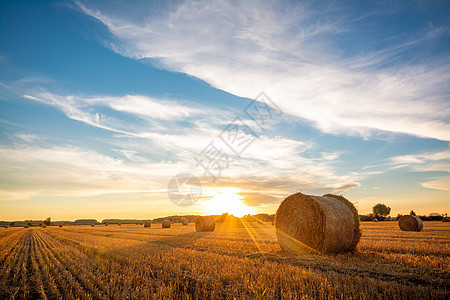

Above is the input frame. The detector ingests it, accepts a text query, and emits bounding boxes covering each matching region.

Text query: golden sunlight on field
[0,221,448,299]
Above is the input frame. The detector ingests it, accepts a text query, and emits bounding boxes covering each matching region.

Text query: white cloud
[421,177,450,191]
[390,149,450,172]
[391,149,450,165]
[89,95,201,120]
[15,88,363,204]
[76,0,450,141]
[14,133,41,143]
[1,129,361,203]
[0,145,190,201]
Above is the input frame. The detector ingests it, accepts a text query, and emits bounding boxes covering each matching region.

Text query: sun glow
[201,189,255,217]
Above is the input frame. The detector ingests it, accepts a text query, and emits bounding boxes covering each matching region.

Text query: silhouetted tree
[44,217,51,226]
[410,210,416,216]
[372,203,391,218]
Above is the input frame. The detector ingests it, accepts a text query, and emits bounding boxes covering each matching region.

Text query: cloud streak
[4,85,364,203]
[390,149,450,172]
[421,177,450,191]
[76,0,450,140]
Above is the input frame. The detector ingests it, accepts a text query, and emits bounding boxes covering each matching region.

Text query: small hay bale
[275,193,360,254]
[182,220,188,226]
[195,216,215,232]
[144,220,152,228]
[372,218,379,222]
[42,225,46,228]
[442,217,450,222]
[91,224,95,227]
[398,215,423,231]
[59,225,62,227]
[162,220,171,228]
[118,223,121,226]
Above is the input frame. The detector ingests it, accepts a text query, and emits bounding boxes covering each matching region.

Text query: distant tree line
[357,204,447,221]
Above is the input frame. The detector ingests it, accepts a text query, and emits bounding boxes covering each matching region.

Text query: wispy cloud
[0,144,189,201]
[3,84,363,204]
[76,0,450,141]
[421,177,450,191]
[390,149,450,172]
[0,139,360,204]
[14,133,41,143]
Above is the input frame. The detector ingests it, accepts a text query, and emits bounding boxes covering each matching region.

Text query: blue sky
[0,0,449,220]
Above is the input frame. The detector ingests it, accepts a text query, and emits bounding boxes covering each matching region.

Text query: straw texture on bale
[195,216,215,232]
[275,193,360,254]
[144,220,152,228]
[398,215,423,231]
[162,220,171,228]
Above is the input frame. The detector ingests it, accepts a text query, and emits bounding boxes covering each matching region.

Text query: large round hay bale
[144,220,152,228]
[195,216,215,232]
[162,220,171,228]
[398,215,423,231]
[275,193,360,254]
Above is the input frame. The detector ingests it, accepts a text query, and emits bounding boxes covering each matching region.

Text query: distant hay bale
[42,225,46,228]
[182,220,188,226]
[195,216,215,232]
[91,224,95,227]
[144,220,152,228]
[275,193,360,254]
[398,215,423,231]
[59,225,62,227]
[104,223,108,226]
[442,217,450,222]
[162,220,171,228]
[372,218,379,222]
[118,223,121,226]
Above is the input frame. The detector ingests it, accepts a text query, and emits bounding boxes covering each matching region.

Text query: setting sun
[201,189,255,217]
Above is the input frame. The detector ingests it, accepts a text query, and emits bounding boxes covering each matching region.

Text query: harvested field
[0,222,448,299]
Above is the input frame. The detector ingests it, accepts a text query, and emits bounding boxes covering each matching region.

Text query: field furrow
[0,222,448,299]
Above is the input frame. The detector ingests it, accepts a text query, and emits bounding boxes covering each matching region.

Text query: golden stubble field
[0,221,448,299]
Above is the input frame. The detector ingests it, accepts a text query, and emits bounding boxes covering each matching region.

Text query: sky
[0,0,449,221]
